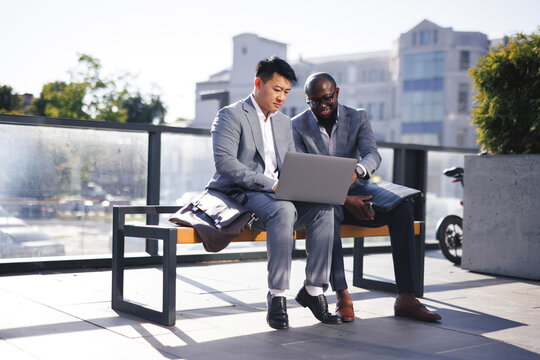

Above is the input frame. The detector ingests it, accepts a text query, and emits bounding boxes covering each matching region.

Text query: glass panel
[425,151,474,242]
[160,133,255,254]
[0,124,147,259]
[160,133,215,206]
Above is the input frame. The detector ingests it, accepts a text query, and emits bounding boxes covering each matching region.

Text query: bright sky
[1,0,538,122]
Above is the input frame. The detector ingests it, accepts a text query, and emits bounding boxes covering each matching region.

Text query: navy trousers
[331,199,419,294]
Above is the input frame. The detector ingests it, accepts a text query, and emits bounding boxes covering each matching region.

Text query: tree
[470,30,540,154]
[123,93,166,123]
[28,54,166,123]
[70,54,129,122]
[0,85,22,114]
[30,81,90,119]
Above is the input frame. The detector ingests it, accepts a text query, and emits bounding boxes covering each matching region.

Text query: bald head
[304,72,337,95]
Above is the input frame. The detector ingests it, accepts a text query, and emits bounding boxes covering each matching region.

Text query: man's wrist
[355,164,366,178]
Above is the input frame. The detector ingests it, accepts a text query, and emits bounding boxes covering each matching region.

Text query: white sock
[305,285,324,296]
[270,289,286,297]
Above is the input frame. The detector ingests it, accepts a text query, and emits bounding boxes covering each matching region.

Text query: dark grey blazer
[291,104,381,189]
[206,96,296,193]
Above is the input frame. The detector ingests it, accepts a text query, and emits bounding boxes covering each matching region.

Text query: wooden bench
[112,205,425,326]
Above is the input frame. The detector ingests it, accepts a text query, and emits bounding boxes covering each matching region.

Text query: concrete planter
[463,154,540,280]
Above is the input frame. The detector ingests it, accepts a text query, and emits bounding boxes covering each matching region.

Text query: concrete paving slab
[0,250,539,360]
[0,339,38,360]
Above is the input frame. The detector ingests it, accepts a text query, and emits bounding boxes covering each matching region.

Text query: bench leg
[112,207,177,326]
[352,222,425,298]
[352,237,397,293]
[415,222,425,298]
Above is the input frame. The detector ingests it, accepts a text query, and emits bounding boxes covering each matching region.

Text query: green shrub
[470,30,540,154]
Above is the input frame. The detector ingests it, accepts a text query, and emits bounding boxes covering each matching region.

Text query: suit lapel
[335,104,351,157]
[243,97,265,158]
[307,111,330,155]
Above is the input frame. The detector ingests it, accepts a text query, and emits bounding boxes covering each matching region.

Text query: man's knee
[394,200,414,219]
[269,201,297,225]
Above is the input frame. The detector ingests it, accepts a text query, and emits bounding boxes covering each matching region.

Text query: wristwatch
[355,164,366,179]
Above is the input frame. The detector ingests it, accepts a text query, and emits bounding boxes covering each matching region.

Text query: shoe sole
[394,311,440,322]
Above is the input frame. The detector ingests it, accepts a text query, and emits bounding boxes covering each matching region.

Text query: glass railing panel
[0,124,147,259]
[160,133,215,206]
[425,151,473,242]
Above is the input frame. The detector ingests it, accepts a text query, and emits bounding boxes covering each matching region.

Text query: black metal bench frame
[112,205,425,326]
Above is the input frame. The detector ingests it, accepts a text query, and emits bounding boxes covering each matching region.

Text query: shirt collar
[250,94,277,122]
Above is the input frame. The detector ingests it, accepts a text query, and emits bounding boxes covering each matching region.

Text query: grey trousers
[235,191,334,291]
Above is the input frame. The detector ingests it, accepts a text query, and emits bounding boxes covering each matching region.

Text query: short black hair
[255,56,297,84]
[304,72,337,94]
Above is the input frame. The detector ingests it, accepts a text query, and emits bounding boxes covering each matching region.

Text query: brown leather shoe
[336,289,355,322]
[394,294,441,322]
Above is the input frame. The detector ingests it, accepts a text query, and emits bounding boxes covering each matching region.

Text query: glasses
[306,89,337,107]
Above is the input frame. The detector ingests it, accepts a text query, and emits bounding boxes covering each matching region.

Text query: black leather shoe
[295,286,342,324]
[267,292,289,329]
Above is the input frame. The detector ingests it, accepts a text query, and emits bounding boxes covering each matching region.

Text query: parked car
[0,226,66,258]
[0,206,26,226]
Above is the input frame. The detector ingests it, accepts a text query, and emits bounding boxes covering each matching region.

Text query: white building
[192,20,490,148]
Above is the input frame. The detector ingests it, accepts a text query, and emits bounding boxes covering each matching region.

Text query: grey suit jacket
[291,104,381,188]
[206,96,296,193]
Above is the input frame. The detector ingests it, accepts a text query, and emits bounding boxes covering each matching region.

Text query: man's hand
[344,195,375,221]
[272,182,278,193]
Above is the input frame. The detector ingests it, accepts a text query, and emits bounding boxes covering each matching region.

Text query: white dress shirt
[250,94,279,183]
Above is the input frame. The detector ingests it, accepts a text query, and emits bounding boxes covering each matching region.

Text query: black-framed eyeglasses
[306,89,337,107]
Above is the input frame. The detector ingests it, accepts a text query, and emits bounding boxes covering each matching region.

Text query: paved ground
[0,250,539,360]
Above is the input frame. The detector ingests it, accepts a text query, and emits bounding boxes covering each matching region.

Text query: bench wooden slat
[175,222,421,244]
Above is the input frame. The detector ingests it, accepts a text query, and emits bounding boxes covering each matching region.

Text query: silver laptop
[274,152,356,205]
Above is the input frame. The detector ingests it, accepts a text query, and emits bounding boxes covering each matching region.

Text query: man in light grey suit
[206,58,341,329]
[292,73,441,323]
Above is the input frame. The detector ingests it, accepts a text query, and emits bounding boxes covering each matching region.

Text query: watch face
[355,165,365,178]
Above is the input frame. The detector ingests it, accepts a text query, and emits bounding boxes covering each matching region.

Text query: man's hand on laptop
[344,195,375,221]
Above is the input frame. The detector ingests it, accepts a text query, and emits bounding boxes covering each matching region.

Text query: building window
[412,32,417,46]
[379,103,386,120]
[402,51,446,125]
[367,103,375,120]
[420,30,431,45]
[403,51,445,80]
[456,128,467,147]
[433,30,438,44]
[459,51,470,70]
[369,70,378,82]
[242,46,247,55]
[458,83,468,113]
[290,107,297,117]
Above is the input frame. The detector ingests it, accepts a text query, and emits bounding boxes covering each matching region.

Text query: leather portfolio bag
[354,180,422,212]
[169,189,257,252]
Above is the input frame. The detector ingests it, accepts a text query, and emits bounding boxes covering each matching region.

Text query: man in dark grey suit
[206,58,341,329]
[292,72,441,323]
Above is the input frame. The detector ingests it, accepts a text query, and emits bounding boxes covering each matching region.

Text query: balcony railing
[0,113,477,272]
